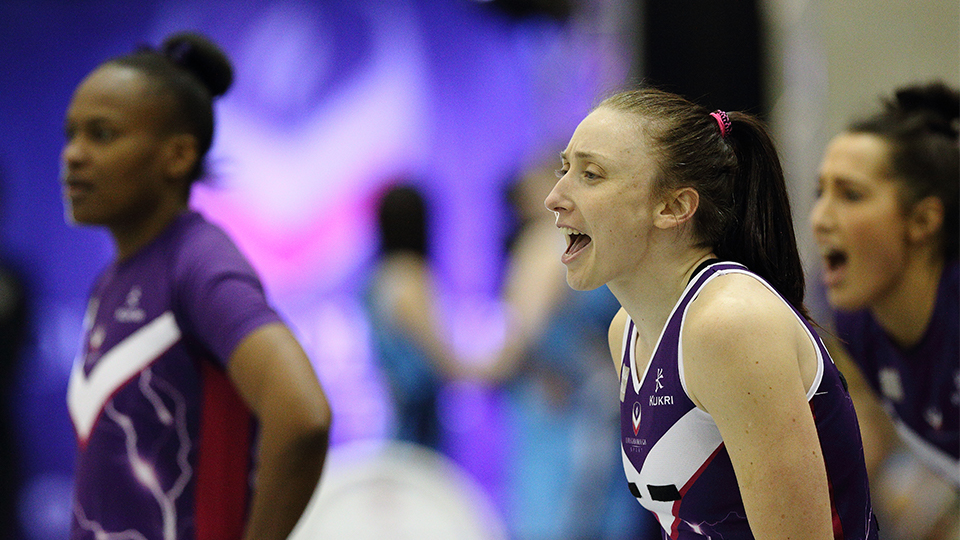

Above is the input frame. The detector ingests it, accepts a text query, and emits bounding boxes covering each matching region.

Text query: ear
[161,133,199,182]
[654,187,699,230]
[906,195,944,245]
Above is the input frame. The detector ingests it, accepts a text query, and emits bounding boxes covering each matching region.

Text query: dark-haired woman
[365,184,463,450]
[62,32,331,540]
[811,81,959,539]
[546,87,877,538]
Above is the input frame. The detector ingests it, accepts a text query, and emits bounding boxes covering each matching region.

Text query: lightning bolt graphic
[684,510,747,539]
[75,368,193,540]
[74,503,150,540]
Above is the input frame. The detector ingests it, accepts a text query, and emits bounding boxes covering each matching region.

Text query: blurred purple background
[0,0,634,537]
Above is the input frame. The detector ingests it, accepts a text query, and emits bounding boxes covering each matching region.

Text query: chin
[65,207,85,225]
[564,271,601,292]
[65,208,106,228]
[66,212,94,226]
[825,288,869,313]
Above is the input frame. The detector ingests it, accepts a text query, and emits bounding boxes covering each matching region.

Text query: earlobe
[163,134,199,181]
[654,187,700,230]
[907,195,944,245]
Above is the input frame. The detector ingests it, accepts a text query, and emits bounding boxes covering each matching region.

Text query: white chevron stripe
[68,311,182,442]
[894,421,960,487]
[624,407,724,533]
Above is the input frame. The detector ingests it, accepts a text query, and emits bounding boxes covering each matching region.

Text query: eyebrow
[820,173,870,187]
[559,150,608,162]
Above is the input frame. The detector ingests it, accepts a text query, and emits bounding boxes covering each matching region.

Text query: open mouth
[560,226,592,258]
[824,248,847,271]
[64,179,93,199]
[820,247,848,286]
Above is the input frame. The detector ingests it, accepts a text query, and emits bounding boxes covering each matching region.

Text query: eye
[90,126,118,143]
[581,167,605,182]
[555,167,567,178]
[838,186,865,202]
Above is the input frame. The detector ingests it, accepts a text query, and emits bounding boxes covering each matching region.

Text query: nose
[544,174,569,215]
[61,137,85,176]
[809,191,833,235]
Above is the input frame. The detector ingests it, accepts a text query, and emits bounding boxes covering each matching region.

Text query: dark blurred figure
[0,164,28,540]
[366,184,462,450]
[478,0,573,21]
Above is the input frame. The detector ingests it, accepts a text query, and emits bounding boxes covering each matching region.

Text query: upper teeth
[560,227,581,236]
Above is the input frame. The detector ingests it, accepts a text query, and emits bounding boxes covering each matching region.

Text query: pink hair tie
[710,110,731,138]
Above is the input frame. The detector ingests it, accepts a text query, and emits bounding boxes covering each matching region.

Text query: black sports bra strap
[688,258,723,286]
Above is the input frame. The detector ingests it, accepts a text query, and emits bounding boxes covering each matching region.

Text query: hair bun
[161,32,233,98]
[890,81,959,138]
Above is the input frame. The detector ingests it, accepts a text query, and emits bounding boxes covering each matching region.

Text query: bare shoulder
[682,272,803,408]
[685,272,794,345]
[683,273,834,538]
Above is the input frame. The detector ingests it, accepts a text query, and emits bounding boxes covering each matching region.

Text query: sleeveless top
[619,261,877,539]
[363,261,444,449]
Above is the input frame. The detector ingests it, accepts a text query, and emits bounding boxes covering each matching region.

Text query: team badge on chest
[632,401,642,435]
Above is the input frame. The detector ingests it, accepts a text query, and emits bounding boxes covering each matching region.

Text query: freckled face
[61,64,176,231]
[810,132,911,311]
[544,107,662,291]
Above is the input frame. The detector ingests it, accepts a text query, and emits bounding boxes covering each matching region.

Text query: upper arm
[383,257,461,378]
[608,307,628,375]
[502,220,570,338]
[683,281,833,538]
[227,323,330,540]
[176,231,281,367]
[227,322,331,434]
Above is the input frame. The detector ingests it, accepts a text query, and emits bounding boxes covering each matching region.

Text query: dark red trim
[810,403,845,539]
[668,442,726,539]
[195,361,253,540]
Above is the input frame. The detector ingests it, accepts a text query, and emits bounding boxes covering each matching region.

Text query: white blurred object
[289,440,507,540]
[871,446,960,540]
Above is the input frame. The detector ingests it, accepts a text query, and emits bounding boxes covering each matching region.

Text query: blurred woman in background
[366,184,462,450]
[62,32,331,540]
[811,81,959,539]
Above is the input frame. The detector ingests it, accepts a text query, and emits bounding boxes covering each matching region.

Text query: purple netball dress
[619,261,877,539]
[835,260,959,486]
[67,211,281,540]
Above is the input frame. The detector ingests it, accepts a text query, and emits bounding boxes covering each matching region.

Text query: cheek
[845,212,909,273]
[114,145,165,183]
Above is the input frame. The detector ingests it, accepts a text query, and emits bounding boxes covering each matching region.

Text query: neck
[870,253,944,348]
[111,201,188,261]
[610,248,715,345]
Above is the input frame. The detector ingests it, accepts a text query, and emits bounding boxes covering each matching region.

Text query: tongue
[567,234,591,255]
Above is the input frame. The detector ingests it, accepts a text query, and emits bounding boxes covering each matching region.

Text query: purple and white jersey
[67,211,281,540]
[619,261,877,539]
[836,260,959,486]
